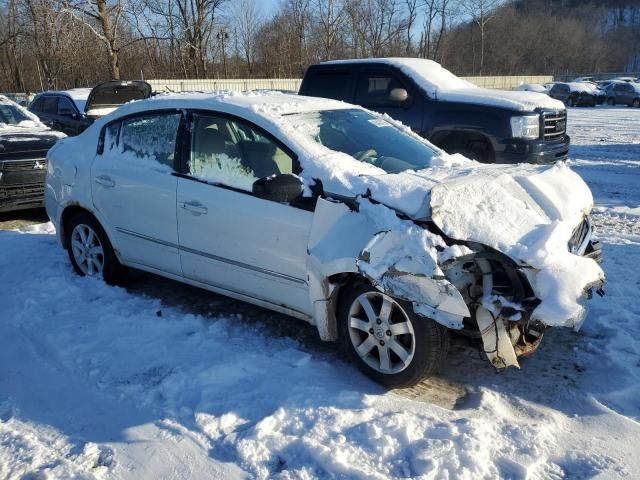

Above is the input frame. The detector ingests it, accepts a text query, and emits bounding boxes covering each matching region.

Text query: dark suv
[607,82,640,107]
[29,89,91,136]
[0,96,65,212]
[29,80,152,136]
[299,58,569,164]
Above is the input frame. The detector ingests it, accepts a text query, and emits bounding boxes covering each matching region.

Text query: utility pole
[217,30,230,79]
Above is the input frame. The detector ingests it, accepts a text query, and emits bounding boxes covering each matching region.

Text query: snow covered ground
[1,106,639,479]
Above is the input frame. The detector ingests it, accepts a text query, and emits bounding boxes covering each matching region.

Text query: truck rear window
[305,72,350,101]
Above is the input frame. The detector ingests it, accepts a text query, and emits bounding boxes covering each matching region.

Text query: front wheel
[66,212,127,284]
[338,283,449,388]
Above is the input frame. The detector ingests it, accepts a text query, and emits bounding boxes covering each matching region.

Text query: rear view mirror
[252,174,304,203]
[388,88,409,104]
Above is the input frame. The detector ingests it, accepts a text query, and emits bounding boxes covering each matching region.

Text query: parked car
[548,82,600,106]
[29,80,152,136]
[606,82,640,107]
[610,76,638,83]
[0,95,65,212]
[513,83,549,94]
[572,76,594,83]
[299,58,569,165]
[45,92,604,388]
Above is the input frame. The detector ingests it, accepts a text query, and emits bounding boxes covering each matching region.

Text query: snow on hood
[322,58,565,112]
[435,88,564,112]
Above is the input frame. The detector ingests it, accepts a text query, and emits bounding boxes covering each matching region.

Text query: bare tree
[460,0,503,75]
[232,0,262,75]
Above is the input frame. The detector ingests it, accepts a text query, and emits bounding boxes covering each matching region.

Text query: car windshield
[288,109,438,173]
[0,104,31,126]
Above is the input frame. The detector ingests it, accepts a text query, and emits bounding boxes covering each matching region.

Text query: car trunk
[84,80,152,119]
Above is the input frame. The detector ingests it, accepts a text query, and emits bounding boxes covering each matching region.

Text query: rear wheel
[65,212,127,284]
[338,283,449,388]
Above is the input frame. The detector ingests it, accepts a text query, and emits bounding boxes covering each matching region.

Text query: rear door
[176,111,313,315]
[91,110,183,275]
[33,96,59,129]
[354,68,422,132]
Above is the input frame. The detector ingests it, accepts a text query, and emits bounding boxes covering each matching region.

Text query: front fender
[307,198,470,340]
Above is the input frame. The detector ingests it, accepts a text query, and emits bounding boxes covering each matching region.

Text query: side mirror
[252,173,304,203]
[388,88,409,104]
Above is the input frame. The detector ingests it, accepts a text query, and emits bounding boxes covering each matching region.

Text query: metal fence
[147,78,302,93]
[554,72,640,82]
[147,75,554,93]
[461,75,553,89]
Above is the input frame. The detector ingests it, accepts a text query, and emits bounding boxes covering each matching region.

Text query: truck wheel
[338,282,449,388]
[65,212,127,285]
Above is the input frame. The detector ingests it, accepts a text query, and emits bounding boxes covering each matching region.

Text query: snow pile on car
[0,95,51,132]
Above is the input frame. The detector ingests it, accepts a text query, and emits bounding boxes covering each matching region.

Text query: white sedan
[45,92,604,388]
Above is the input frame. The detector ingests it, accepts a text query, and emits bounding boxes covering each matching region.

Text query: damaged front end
[440,249,546,368]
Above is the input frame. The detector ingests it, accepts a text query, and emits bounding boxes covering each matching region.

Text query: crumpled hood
[435,87,565,112]
[425,161,604,327]
[360,160,604,328]
[428,162,592,252]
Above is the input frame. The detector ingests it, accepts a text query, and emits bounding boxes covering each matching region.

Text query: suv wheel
[66,212,127,284]
[338,283,449,388]
[607,97,615,106]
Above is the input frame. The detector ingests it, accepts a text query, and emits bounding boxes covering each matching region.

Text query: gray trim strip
[116,227,308,286]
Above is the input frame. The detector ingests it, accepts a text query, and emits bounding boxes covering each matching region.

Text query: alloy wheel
[347,291,416,374]
[70,223,105,276]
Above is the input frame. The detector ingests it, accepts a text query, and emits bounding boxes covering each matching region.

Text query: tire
[338,282,449,388]
[633,98,640,108]
[566,96,575,107]
[65,212,127,285]
[607,97,615,106]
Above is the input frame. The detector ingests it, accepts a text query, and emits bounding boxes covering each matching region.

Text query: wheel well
[430,130,495,163]
[60,206,98,249]
[326,272,372,339]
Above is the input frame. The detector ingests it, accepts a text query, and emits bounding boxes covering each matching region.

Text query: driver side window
[189,113,295,192]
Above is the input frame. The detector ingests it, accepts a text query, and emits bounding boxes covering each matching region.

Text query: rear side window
[102,113,181,170]
[41,97,59,114]
[305,71,350,101]
[355,72,411,107]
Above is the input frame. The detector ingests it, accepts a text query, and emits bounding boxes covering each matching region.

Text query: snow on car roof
[321,57,564,112]
[322,57,472,94]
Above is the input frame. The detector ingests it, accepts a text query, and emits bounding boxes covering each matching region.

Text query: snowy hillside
[1,107,639,479]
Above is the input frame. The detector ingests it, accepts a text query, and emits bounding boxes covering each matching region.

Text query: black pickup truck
[0,96,65,212]
[299,58,570,164]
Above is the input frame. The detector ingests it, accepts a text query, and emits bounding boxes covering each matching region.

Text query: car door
[354,69,422,132]
[91,110,183,275]
[35,96,59,129]
[56,97,85,136]
[613,84,626,104]
[176,111,313,315]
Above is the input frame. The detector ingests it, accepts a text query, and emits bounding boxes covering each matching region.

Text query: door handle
[180,200,208,215]
[94,175,115,188]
